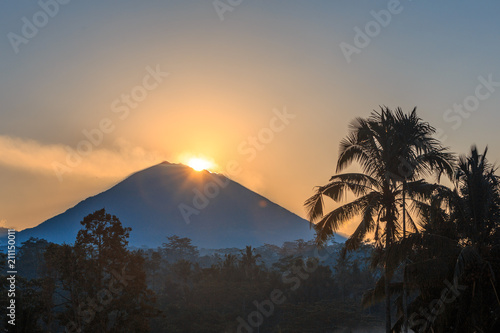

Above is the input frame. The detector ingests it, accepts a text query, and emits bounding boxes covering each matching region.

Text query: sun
[187,157,214,172]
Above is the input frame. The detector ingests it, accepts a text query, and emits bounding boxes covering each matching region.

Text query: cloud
[0,135,168,181]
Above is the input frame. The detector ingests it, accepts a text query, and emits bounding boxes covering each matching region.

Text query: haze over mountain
[17,162,345,248]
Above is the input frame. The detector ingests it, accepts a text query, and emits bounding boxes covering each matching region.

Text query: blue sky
[1,0,500,235]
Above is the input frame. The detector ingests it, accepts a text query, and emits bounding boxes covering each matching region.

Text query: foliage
[387,147,500,332]
[162,235,199,262]
[305,107,454,332]
[43,209,157,332]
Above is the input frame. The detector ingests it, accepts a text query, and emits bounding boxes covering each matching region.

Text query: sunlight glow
[187,158,214,171]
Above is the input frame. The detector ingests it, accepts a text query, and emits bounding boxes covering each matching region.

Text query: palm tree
[240,245,261,279]
[448,146,500,330]
[453,146,500,245]
[304,107,454,332]
[381,146,500,332]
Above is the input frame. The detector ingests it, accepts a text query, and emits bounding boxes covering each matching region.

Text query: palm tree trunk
[385,263,391,333]
[402,179,408,333]
[402,179,406,238]
[403,264,408,333]
[385,219,392,333]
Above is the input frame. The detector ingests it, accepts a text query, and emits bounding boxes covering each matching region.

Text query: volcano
[17,162,344,248]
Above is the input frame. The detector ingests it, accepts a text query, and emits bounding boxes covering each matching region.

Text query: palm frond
[304,190,324,223]
[315,192,379,245]
[454,246,482,280]
[342,194,381,253]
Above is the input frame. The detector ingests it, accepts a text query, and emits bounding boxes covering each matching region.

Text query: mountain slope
[18,162,345,248]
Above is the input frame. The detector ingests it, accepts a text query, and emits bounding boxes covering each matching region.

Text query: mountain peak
[18,163,343,248]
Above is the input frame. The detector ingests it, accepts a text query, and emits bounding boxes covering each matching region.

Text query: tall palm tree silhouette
[381,146,500,332]
[305,107,454,332]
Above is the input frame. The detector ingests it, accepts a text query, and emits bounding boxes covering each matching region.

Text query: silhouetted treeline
[0,210,384,332]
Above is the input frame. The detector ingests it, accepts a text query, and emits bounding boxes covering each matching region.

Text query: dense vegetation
[0,212,384,332]
[305,107,500,332]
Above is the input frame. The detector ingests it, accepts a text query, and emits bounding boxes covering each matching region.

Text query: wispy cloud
[0,135,168,180]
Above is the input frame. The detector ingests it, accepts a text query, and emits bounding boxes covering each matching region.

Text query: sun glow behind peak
[187,157,214,172]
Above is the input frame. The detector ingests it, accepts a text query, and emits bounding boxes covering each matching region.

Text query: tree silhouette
[305,107,454,332]
[162,235,199,262]
[45,209,157,332]
[379,146,500,332]
[240,245,261,279]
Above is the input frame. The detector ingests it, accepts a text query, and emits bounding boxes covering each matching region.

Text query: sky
[1,0,500,237]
